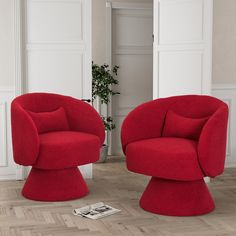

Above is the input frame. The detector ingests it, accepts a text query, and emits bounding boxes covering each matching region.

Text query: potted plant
[92,62,120,163]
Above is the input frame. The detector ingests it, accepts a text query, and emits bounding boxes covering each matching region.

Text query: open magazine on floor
[72,202,121,220]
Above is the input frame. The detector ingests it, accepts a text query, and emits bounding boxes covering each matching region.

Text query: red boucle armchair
[11,93,105,201]
[121,95,228,216]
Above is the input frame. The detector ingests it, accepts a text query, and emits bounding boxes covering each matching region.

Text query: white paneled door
[153,0,213,98]
[22,0,92,178]
[109,3,153,155]
[24,0,91,100]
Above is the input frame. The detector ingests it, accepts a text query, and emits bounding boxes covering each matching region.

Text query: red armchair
[11,93,105,201]
[121,95,228,216]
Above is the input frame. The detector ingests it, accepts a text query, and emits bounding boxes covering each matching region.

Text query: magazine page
[73,202,121,219]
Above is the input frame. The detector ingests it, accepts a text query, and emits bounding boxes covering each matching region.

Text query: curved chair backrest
[121,95,228,177]
[13,92,81,113]
[11,93,105,166]
[161,95,225,118]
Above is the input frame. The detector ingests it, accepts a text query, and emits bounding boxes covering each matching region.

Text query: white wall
[0,0,15,88]
[212,85,236,167]
[211,0,236,167]
[212,0,236,84]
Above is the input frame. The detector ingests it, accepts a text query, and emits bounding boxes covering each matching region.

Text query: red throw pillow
[27,107,70,134]
[162,110,208,140]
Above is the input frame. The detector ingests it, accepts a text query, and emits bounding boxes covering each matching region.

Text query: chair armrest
[64,98,105,145]
[121,99,169,154]
[198,105,229,177]
[11,102,40,166]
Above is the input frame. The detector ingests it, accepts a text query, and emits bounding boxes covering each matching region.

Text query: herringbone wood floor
[0,157,236,236]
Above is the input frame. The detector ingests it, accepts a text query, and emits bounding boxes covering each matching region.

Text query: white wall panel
[24,0,91,100]
[113,54,153,107]
[159,0,204,44]
[27,50,83,97]
[153,0,213,98]
[159,51,203,97]
[111,5,153,155]
[27,0,83,43]
[113,9,153,47]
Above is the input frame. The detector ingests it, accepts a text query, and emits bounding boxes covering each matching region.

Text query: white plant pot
[96,144,108,163]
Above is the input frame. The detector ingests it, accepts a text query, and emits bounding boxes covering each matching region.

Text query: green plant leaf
[92,62,120,131]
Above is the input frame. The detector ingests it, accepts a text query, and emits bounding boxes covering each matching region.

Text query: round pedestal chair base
[140,177,215,216]
[22,167,89,201]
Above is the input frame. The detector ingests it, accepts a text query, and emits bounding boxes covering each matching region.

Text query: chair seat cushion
[126,137,204,181]
[33,131,100,169]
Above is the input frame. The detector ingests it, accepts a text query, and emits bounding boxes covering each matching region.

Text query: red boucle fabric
[121,95,228,216]
[35,131,100,169]
[27,107,70,134]
[11,92,105,201]
[22,167,88,201]
[140,177,215,216]
[126,137,203,181]
[162,110,208,140]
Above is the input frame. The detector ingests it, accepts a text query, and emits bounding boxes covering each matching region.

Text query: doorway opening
[106,2,153,156]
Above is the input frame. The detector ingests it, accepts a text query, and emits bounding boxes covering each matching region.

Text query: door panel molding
[22,0,91,99]
[153,0,213,98]
[107,2,153,155]
[110,2,153,10]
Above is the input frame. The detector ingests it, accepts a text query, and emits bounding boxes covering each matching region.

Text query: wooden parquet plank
[0,157,236,235]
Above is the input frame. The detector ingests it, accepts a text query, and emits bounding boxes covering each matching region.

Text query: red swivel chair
[121,95,228,216]
[11,93,105,201]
